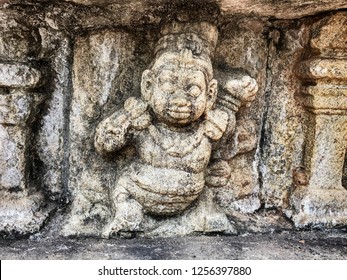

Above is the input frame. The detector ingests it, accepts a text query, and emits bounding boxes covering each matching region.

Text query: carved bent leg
[102,173,144,238]
[189,187,236,234]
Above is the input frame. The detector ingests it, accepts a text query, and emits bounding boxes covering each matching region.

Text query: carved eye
[160,82,174,94]
[187,85,201,97]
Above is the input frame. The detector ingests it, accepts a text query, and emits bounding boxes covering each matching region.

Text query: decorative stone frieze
[0,1,346,239]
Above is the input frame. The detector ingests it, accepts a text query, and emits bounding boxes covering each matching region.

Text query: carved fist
[224,75,258,105]
[203,109,228,141]
[205,160,231,188]
[94,113,130,154]
[124,97,151,130]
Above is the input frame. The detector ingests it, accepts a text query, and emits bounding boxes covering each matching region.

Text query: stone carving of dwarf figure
[94,22,256,236]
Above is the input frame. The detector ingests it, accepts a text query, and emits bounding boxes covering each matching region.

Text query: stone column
[292,12,347,227]
[0,11,49,235]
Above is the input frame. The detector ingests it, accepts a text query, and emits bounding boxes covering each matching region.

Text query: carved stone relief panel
[0,1,346,238]
[61,20,267,237]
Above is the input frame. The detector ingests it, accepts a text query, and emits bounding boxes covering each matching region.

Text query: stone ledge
[1,230,346,259]
[220,0,347,19]
[69,0,347,19]
[2,1,347,20]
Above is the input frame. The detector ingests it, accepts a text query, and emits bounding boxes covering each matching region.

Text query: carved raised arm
[94,97,151,155]
[205,72,259,187]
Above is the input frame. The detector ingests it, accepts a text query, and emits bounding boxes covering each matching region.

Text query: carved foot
[191,188,237,234]
[61,193,111,237]
[202,212,236,234]
[102,194,144,238]
[62,206,111,237]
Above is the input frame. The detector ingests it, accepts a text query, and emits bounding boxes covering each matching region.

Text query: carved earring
[141,69,153,101]
[206,79,218,111]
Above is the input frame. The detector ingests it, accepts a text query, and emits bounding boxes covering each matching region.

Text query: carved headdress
[151,21,219,80]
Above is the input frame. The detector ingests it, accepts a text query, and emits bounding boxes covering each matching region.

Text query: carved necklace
[148,123,205,157]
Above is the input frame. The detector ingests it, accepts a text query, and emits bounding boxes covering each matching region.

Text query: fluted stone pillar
[292,12,347,227]
[0,11,49,235]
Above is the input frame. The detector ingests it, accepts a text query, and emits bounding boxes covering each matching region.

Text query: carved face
[142,56,217,126]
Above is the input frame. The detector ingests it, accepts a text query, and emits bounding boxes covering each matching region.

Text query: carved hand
[124,97,152,131]
[224,75,258,104]
[203,108,229,141]
[205,160,231,188]
[94,113,130,154]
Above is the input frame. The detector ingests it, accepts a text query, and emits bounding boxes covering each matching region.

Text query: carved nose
[172,97,191,107]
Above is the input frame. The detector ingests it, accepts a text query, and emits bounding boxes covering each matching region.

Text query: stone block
[297,59,347,81]
[36,33,72,200]
[0,63,41,88]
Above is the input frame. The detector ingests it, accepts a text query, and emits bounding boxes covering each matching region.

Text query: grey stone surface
[0,9,41,62]
[260,20,308,209]
[0,230,346,259]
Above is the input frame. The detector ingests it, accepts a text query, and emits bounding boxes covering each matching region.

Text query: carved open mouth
[167,107,192,119]
[167,111,191,119]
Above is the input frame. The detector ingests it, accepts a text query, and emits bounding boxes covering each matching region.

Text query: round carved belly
[125,163,205,215]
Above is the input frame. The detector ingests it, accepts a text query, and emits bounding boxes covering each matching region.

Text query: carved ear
[141,69,154,101]
[206,78,217,112]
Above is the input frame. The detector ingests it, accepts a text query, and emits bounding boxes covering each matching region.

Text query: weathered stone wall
[0,0,346,238]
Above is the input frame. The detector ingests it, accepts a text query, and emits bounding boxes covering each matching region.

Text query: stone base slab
[1,230,346,259]
[291,188,347,227]
[0,195,52,236]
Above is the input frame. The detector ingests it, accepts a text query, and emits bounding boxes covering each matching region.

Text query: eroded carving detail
[94,22,257,237]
